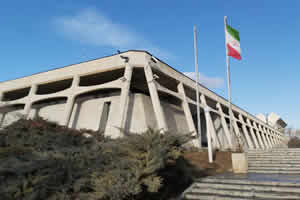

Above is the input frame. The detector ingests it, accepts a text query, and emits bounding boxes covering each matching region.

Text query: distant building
[256,112,287,130]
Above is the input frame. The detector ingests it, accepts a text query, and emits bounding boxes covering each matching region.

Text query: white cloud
[183,72,224,89]
[54,8,172,59]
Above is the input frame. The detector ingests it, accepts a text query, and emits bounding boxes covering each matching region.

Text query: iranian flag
[225,24,241,60]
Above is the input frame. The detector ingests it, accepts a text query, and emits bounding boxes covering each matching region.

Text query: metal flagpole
[193,25,202,148]
[224,16,234,149]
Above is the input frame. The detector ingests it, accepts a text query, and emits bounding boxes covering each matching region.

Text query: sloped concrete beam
[177,82,200,147]
[63,75,79,126]
[201,94,220,149]
[24,84,37,119]
[144,60,168,132]
[118,62,133,132]
[238,114,254,149]
[216,103,233,149]
[246,118,260,149]
[253,122,266,149]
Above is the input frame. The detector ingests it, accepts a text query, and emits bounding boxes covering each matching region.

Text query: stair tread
[185,187,300,199]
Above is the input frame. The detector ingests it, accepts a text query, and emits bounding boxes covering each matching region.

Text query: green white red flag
[225,24,241,60]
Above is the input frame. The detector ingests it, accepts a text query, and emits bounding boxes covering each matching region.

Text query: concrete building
[0,50,287,149]
[256,112,287,130]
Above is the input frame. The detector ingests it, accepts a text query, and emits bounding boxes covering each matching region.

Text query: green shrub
[0,119,193,200]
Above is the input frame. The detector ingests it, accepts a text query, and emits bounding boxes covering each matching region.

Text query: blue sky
[0,0,299,128]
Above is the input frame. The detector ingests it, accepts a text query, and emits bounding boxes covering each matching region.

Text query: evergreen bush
[0,119,193,200]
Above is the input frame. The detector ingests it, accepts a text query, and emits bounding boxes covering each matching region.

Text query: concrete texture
[0,50,287,149]
[232,153,248,173]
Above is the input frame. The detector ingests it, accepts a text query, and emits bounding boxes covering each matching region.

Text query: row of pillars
[0,55,285,149]
[143,55,284,150]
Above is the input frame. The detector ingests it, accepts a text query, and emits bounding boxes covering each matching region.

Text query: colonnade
[0,51,287,149]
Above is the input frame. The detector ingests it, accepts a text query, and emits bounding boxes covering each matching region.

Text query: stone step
[248,169,300,174]
[249,163,300,168]
[248,158,300,161]
[184,193,253,200]
[195,182,300,193]
[248,160,300,163]
[248,166,300,171]
[248,153,300,156]
[185,187,300,199]
[248,149,300,152]
[197,177,300,187]
[248,156,300,159]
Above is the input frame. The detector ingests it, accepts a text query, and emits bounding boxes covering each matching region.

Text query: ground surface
[184,151,233,175]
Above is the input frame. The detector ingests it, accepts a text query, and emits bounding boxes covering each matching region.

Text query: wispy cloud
[54,8,172,60]
[183,72,224,89]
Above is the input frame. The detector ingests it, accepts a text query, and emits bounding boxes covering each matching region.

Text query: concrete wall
[0,50,287,149]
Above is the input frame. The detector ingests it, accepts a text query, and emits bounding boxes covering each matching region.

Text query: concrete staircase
[181,148,300,199]
[248,148,300,174]
[181,176,300,199]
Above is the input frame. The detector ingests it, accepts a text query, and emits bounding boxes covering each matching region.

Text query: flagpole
[224,16,234,149]
[193,25,202,149]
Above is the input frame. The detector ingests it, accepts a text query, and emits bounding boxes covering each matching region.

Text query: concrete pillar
[144,61,168,132]
[232,117,247,149]
[246,118,260,149]
[200,94,220,149]
[0,92,4,127]
[63,75,79,126]
[118,62,133,132]
[276,132,280,145]
[177,82,200,147]
[266,129,274,146]
[216,103,233,149]
[24,84,38,119]
[253,122,267,149]
[238,114,254,149]
[263,126,273,148]
[259,125,271,148]
[273,132,279,145]
[270,131,277,145]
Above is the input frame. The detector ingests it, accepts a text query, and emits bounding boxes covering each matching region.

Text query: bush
[0,119,193,200]
[288,137,300,148]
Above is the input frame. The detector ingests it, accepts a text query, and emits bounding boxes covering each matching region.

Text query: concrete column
[0,92,4,127]
[118,62,133,132]
[276,132,280,145]
[24,84,38,119]
[246,118,260,149]
[268,129,276,146]
[263,126,273,148]
[253,122,266,149]
[232,116,247,149]
[200,94,220,149]
[273,132,279,145]
[63,75,79,126]
[238,114,254,149]
[144,62,168,132]
[259,125,271,148]
[216,103,233,149]
[177,82,200,147]
[266,129,274,146]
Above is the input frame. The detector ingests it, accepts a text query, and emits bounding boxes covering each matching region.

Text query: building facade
[0,50,287,149]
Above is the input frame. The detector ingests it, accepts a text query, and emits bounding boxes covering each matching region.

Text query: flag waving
[225,24,241,60]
